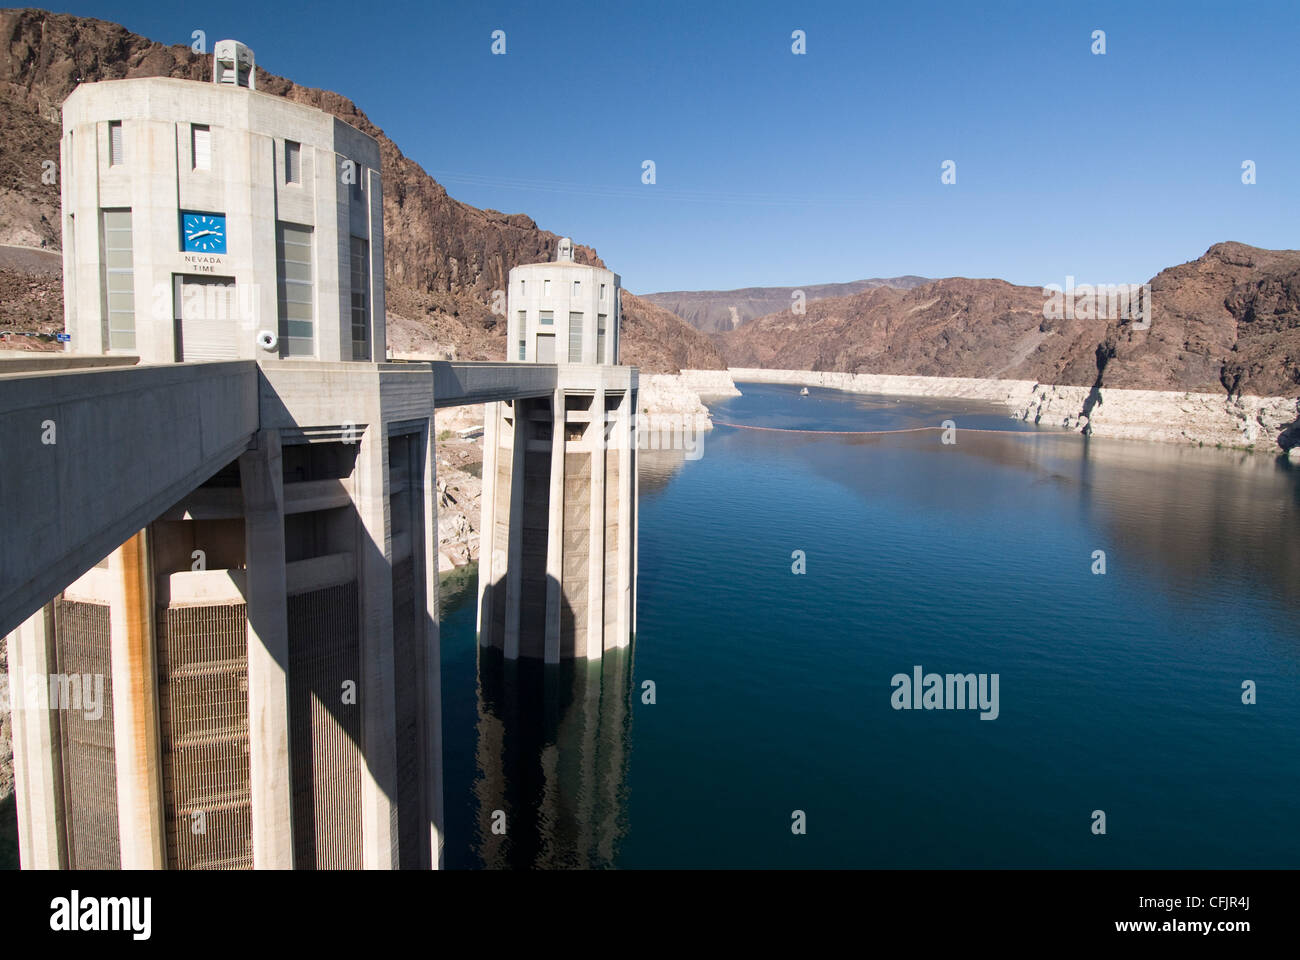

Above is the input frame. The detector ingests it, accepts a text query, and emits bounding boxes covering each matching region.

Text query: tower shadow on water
[472,614,634,870]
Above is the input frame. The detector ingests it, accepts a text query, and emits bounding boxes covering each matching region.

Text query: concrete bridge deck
[0,356,635,639]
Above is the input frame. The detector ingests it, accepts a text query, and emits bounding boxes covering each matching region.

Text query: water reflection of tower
[473,644,634,868]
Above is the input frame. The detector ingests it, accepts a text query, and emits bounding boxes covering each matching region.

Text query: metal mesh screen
[157,603,254,870]
[52,598,120,869]
[561,452,591,657]
[392,555,424,868]
[289,583,363,869]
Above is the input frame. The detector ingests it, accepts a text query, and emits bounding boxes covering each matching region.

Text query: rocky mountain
[0,8,722,373]
[719,243,1300,397]
[618,292,729,373]
[642,276,930,333]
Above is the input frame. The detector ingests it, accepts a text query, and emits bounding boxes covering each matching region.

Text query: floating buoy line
[710,420,1074,438]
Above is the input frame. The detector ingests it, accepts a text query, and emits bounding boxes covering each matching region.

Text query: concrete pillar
[476,401,501,649]
[614,387,633,649]
[238,430,296,869]
[6,604,66,869]
[631,384,639,640]
[586,384,606,659]
[544,388,565,664]
[107,530,165,869]
[417,423,445,868]
[353,422,400,868]
[502,402,526,659]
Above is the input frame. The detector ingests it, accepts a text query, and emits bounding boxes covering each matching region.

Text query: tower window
[600,283,607,301]
[108,121,124,166]
[543,279,551,297]
[597,314,607,364]
[539,310,553,325]
[276,222,314,356]
[573,280,581,296]
[568,311,584,363]
[285,140,302,184]
[191,125,211,170]
[350,236,370,360]
[102,208,134,349]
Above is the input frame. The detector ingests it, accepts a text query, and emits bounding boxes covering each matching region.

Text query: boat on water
[800,387,810,397]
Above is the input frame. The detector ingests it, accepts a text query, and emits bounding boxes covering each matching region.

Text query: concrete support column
[502,402,526,660]
[107,530,165,869]
[417,423,445,868]
[239,430,295,869]
[631,384,639,641]
[6,604,66,869]
[354,422,400,868]
[586,384,606,659]
[544,388,565,664]
[476,401,501,648]
[614,388,633,650]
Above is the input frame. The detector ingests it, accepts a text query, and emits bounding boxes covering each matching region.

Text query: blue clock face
[182,213,227,253]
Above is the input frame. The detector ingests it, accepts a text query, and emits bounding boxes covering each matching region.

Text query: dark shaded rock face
[0,8,718,368]
[719,243,1300,398]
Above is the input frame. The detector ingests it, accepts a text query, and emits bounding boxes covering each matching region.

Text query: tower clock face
[182,212,227,253]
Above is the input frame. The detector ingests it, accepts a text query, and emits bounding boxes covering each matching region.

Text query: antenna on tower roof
[213,40,255,90]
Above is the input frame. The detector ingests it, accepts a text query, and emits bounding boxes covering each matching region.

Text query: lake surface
[441,382,1300,868]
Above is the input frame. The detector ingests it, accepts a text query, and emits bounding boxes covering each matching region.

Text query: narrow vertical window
[108,121,124,166]
[539,310,553,325]
[600,283,606,302]
[597,314,607,364]
[191,124,211,170]
[350,236,370,360]
[573,280,581,297]
[520,279,526,296]
[285,140,301,184]
[543,278,551,297]
[568,311,584,363]
[102,209,135,350]
[518,337,526,361]
[276,222,314,356]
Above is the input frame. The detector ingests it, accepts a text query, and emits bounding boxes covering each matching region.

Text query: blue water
[442,383,1300,868]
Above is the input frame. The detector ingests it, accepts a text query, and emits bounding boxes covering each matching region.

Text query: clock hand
[189,230,216,239]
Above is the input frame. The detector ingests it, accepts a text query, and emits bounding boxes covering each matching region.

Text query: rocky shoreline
[637,369,740,432]
[728,367,1300,456]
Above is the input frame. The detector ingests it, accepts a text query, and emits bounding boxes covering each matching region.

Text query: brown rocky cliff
[619,292,726,373]
[720,244,1300,398]
[1099,242,1300,396]
[720,276,1112,386]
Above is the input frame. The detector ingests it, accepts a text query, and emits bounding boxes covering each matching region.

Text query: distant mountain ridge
[642,277,930,333]
[717,242,1300,397]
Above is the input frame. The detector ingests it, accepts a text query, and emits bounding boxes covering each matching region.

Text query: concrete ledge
[163,552,356,604]
[0,354,140,375]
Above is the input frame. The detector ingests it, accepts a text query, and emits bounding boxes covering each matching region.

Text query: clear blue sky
[54,0,1300,293]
